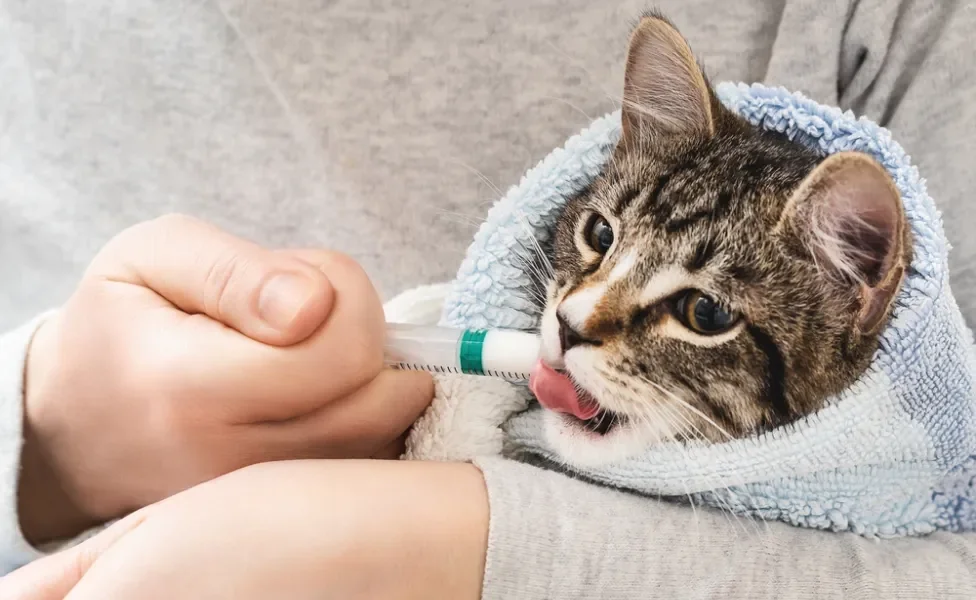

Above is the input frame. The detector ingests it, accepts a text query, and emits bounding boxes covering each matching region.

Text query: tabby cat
[529,12,912,466]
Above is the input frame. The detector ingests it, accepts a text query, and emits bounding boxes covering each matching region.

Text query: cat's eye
[676,290,739,335]
[585,215,614,254]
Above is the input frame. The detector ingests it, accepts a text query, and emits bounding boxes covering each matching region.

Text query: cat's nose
[557,313,601,353]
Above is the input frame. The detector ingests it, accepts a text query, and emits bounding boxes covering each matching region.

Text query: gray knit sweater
[3,0,976,597]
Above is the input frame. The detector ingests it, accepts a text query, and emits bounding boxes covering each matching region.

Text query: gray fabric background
[2,2,976,597]
[1,0,974,331]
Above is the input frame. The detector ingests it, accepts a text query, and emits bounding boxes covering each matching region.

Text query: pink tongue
[529,360,601,420]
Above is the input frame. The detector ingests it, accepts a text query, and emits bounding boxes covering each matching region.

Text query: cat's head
[533,14,912,465]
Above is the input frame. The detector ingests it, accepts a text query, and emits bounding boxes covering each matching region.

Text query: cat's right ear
[620,14,714,146]
[780,152,910,335]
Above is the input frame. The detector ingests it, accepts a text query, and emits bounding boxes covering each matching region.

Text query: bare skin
[17,214,434,544]
[3,460,488,600]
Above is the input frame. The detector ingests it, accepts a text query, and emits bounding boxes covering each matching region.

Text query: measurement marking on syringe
[385,324,540,382]
[395,362,462,374]
[393,362,527,380]
[484,370,528,380]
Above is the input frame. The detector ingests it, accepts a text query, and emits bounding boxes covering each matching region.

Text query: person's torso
[3,0,973,330]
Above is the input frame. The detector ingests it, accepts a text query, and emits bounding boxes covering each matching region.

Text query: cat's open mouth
[529,360,625,436]
[579,408,625,435]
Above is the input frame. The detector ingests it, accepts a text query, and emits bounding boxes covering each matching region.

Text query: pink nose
[556,313,601,353]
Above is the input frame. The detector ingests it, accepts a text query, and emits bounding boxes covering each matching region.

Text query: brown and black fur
[538,13,911,447]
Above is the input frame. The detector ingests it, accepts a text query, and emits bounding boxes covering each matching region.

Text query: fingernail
[258,273,316,332]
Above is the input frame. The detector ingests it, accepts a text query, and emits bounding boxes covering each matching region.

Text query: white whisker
[538,95,596,122]
[447,158,505,198]
[649,399,754,537]
[646,380,735,443]
[629,401,703,542]
[512,209,557,281]
[542,39,622,112]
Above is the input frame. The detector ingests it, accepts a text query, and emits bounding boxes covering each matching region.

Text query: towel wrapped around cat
[389,80,976,538]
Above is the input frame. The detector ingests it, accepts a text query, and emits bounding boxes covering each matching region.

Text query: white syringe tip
[481,329,541,378]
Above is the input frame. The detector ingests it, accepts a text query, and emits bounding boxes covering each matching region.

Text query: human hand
[18,215,433,544]
[2,460,488,600]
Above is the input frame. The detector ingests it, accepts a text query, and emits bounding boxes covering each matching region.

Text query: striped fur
[537,14,910,454]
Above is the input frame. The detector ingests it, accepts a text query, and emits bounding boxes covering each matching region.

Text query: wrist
[345,461,488,600]
[18,319,95,545]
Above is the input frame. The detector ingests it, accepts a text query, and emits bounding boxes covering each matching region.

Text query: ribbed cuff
[472,456,559,600]
[0,313,54,574]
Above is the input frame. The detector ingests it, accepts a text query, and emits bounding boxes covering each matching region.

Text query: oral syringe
[384,322,546,380]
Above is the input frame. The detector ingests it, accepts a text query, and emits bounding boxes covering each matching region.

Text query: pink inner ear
[620,17,713,143]
[805,155,903,288]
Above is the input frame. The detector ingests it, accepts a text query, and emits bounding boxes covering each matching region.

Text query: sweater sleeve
[0,315,51,575]
[474,456,976,599]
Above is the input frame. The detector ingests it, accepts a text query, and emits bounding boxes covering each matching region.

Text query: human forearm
[0,459,489,599]
[12,454,976,600]
[323,460,489,600]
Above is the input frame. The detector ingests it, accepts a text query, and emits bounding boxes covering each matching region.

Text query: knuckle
[311,250,367,282]
[303,251,384,379]
[150,212,199,231]
[328,331,384,394]
[321,250,362,272]
[201,249,246,319]
[95,214,199,270]
[347,336,384,382]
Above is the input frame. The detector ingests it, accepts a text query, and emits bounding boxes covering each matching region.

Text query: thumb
[0,514,145,600]
[89,214,334,346]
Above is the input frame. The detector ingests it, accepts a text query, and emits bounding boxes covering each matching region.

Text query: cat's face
[533,14,911,465]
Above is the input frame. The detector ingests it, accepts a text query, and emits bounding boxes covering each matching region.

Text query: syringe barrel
[384,323,465,375]
[384,323,541,380]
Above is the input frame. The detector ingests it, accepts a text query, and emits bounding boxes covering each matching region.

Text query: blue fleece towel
[440,82,976,537]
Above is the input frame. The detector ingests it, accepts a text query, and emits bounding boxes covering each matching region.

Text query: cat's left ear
[620,14,715,146]
[781,152,910,335]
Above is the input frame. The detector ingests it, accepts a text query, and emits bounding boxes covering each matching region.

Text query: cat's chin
[541,409,665,467]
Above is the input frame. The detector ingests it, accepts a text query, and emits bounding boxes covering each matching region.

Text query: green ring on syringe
[384,323,544,380]
[459,329,488,374]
